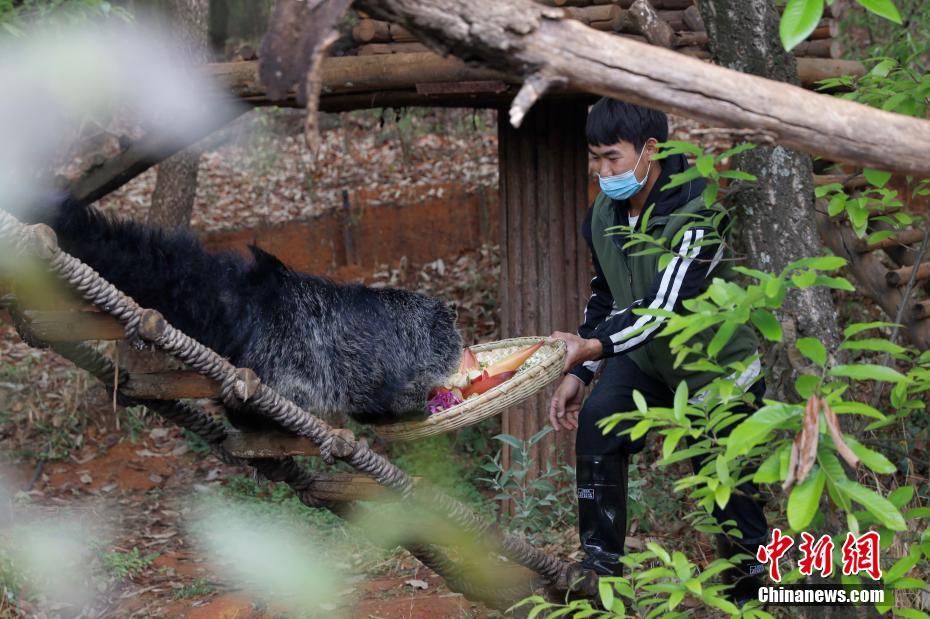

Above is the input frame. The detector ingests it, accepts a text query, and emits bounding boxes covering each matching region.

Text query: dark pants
[575,354,768,583]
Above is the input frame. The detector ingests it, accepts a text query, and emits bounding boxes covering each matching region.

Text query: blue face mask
[598,145,651,201]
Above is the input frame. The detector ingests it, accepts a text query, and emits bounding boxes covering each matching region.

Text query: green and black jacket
[568,153,759,392]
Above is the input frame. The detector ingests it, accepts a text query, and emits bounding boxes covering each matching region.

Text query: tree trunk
[127,0,211,377]
[147,0,210,230]
[698,0,842,401]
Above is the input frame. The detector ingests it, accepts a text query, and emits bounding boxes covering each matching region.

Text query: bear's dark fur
[33,197,462,427]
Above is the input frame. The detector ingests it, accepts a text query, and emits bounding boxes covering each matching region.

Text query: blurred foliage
[0,0,132,35]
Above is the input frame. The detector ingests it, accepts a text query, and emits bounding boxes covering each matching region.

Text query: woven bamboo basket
[373,336,567,442]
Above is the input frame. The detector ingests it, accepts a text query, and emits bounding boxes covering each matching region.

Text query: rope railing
[5,302,542,608]
[0,208,594,603]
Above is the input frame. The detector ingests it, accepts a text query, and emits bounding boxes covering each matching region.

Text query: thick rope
[0,208,584,599]
[3,317,533,608]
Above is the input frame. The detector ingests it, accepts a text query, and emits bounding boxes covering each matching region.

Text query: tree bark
[148,0,210,230]
[698,0,842,401]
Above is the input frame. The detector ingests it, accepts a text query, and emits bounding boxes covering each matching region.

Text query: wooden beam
[886,261,930,287]
[357,0,928,175]
[23,310,126,341]
[122,370,221,400]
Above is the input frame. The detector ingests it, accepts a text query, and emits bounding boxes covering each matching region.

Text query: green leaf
[813,275,856,291]
[829,400,886,420]
[827,193,847,216]
[856,0,903,23]
[726,403,800,458]
[702,183,719,208]
[888,485,914,508]
[633,389,648,413]
[788,467,826,530]
[864,168,893,187]
[696,154,716,177]
[751,309,782,342]
[718,142,756,160]
[494,434,524,449]
[718,169,756,181]
[828,364,906,383]
[753,448,786,483]
[780,0,824,51]
[844,437,896,474]
[715,484,732,509]
[843,321,898,338]
[870,58,896,77]
[794,374,820,398]
[663,428,688,460]
[790,255,848,271]
[839,338,907,355]
[673,381,688,423]
[791,270,817,288]
[708,320,738,357]
[796,337,827,366]
[837,480,907,530]
[599,578,615,611]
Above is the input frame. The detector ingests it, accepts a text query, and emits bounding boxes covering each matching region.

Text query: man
[548,98,768,601]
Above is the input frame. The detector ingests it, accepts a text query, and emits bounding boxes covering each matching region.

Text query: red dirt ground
[0,424,496,618]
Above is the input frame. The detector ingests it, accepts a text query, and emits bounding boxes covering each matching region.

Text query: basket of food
[373,336,567,442]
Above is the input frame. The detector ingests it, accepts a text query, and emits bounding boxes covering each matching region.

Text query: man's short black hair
[586,98,668,150]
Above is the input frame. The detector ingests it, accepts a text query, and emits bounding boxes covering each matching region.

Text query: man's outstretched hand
[548,331,603,373]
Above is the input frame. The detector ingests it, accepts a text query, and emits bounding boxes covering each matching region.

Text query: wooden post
[498,98,591,478]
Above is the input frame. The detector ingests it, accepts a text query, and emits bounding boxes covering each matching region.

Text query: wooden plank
[308,473,414,502]
[122,371,221,400]
[223,430,322,458]
[24,310,126,341]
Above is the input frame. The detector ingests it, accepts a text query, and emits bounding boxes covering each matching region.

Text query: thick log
[352,18,391,42]
[861,228,926,252]
[357,42,430,55]
[630,0,675,48]
[356,0,930,176]
[122,370,221,399]
[795,58,865,85]
[24,310,126,341]
[914,300,930,319]
[793,39,833,58]
[589,16,624,31]
[564,4,621,23]
[618,0,693,8]
[352,19,418,43]
[656,9,686,31]
[682,4,703,31]
[816,208,930,348]
[674,30,707,47]
[886,261,930,287]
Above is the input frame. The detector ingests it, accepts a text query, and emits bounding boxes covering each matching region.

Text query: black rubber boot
[716,534,767,605]
[576,455,628,577]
